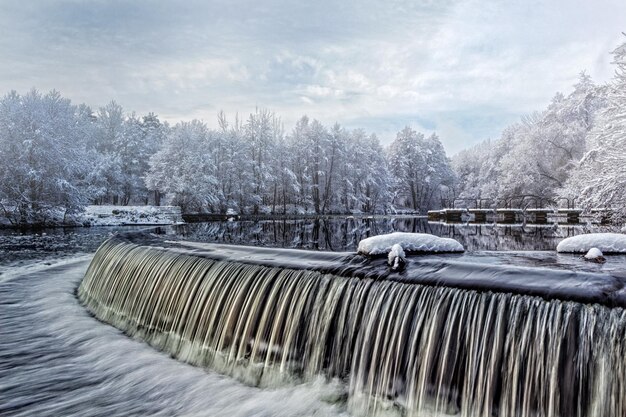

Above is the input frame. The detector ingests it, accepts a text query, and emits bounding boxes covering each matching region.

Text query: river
[1,216,625,416]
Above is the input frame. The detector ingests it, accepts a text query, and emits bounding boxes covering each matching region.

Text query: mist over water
[0,259,347,417]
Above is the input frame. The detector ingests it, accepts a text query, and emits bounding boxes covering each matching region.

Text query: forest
[1,40,625,226]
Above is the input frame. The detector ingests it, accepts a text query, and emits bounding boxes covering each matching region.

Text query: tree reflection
[171,217,618,252]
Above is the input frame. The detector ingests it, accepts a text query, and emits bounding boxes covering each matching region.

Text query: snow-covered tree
[145,120,219,212]
[563,40,626,221]
[453,72,607,208]
[497,74,604,203]
[452,140,491,202]
[352,132,394,213]
[244,108,280,214]
[387,127,455,212]
[288,116,314,212]
[141,113,167,205]
[0,89,96,225]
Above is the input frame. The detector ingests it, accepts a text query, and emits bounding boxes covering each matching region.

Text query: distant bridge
[431,196,612,225]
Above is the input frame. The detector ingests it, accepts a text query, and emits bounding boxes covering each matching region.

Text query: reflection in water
[170,217,617,252]
[0,225,153,272]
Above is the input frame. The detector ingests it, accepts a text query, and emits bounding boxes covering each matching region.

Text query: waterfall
[78,237,626,417]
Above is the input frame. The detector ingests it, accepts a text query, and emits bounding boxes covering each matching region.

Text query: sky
[0,0,624,155]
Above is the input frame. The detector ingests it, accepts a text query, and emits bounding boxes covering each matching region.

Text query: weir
[78,236,626,417]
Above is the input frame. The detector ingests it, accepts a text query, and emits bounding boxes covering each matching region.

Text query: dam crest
[77,236,626,417]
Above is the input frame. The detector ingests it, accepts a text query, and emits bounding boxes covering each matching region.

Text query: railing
[444,195,578,210]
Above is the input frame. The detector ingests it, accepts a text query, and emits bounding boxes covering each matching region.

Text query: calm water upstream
[1,216,621,268]
[169,216,619,252]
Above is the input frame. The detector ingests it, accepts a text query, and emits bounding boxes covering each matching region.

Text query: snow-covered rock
[358,232,464,256]
[622,225,626,233]
[387,244,406,271]
[583,247,606,263]
[556,233,626,254]
[583,247,606,264]
[584,247,603,259]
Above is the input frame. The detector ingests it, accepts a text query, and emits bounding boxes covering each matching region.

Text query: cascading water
[77,237,626,417]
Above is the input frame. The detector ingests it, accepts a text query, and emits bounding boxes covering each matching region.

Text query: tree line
[2,38,624,226]
[0,93,455,225]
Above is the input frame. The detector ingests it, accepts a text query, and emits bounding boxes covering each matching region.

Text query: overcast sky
[0,0,624,154]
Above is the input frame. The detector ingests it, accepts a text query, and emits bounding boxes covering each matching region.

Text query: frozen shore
[0,205,184,229]
[80,205,184,226]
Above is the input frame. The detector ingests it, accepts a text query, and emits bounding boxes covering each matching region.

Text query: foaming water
[0,258,347,417]
[77,238,626,417]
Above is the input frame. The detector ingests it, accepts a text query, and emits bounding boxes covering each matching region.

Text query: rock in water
[388,243,406,272]
[584,247,606,263]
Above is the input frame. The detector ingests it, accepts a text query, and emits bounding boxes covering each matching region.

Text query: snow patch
[387,243,406,264]
[556,233,626,254]
[358,232,464,256]
[584,247,603,260]
[387,244,406,271]
[80,205,184,226]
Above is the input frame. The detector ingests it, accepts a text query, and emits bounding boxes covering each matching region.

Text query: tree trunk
[410,181,418,211]
[322,146,336,214]
[272,183,277,214]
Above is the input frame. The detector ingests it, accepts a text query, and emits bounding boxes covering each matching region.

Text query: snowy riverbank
[0,205,184,229]
[80,205,184,226]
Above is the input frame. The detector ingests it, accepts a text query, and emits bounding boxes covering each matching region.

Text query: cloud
[0,0,624,154]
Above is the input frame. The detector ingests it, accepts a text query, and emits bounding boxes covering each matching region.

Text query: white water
[0,259,348,417]
[77,238,626,417]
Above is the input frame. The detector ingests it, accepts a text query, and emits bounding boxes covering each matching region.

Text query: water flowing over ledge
[77,235,626,416]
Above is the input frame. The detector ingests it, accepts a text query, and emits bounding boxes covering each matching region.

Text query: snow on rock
[556,233,626,254]
[622,225,626,233]
[358,232,464,256]
[388,243,406,264]
[583,247,606,263]
[387,244,406,271]
[584,247,604,260]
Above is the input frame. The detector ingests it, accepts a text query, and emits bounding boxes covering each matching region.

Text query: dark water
[168,217,618,252]
[0,226,156,276]
[0,217,622,275]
